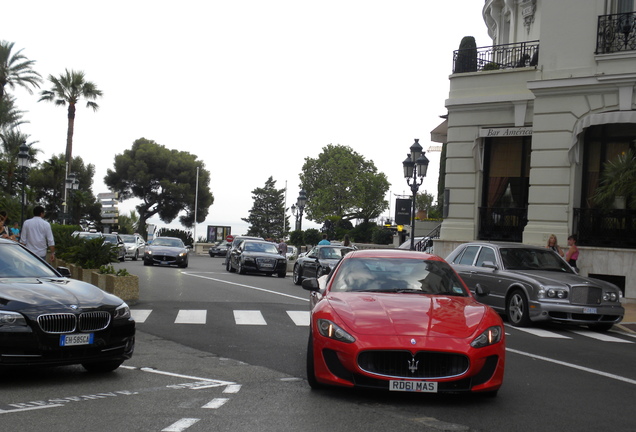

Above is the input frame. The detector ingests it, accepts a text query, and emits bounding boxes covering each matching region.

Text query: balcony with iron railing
[573,208,636,248]
[596,12,636,54]
[478,207,528,243]
[453,41,539,73]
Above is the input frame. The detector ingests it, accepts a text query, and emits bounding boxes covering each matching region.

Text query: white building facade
[436,0,636,299]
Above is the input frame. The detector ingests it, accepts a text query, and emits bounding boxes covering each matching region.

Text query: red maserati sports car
[302,248,505,396]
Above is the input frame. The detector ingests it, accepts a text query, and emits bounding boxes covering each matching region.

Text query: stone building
[434,0,636,299]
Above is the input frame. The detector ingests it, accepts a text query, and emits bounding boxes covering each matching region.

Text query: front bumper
[528,301,624,325]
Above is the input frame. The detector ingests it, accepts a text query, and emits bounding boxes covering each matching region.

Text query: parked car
[0,238,135,372]
[227,240,287,277]
[224,236,264,268]
[119,234,146,261]
[446,242,624,330]
[292,245,355,285]
[209,240,230,257]
[102,233,126,262]
[72,230,103,241]
[143,236,189,268]
[286,245,298,261]
[302,248,505,396]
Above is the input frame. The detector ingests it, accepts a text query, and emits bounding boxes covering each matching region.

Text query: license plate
[389,380,438,393]
[583,307,598,314]
[261,263,274,268]
[161,261,169,265]
[60,333,94,346]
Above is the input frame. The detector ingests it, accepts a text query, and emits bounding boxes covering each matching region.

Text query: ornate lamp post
[65,172,80,224]
[291,189,307,231]
[402,139,429,251]
[17,141,30,227]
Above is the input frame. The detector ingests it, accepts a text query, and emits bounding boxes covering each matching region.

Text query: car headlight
[603,292,619,302]
[244,257,255,264]
[317,319,355,343]
[0,311,28,327]
[471,326,503,348]
[539,287,568,299]
[114,303,131,320]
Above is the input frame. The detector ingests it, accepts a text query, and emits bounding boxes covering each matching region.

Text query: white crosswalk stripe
[130,309,633,343]
[233,310,267,325]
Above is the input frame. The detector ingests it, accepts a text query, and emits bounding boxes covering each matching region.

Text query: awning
[570,110,636,164]
[430,119,448,143]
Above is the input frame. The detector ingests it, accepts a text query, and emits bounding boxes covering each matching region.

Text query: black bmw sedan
[227,240,287,277]
[0,239,135,372]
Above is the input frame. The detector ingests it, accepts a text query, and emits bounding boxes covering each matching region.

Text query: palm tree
[39,69,102,170]
[0,129,39,195]
[0,40,42,102]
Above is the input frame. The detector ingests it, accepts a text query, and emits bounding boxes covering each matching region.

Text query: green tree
[299,144,389,224]
[28,154,100,224]
[0,130,38,195]
[117,210,139,234]
[104,138,214,237]
[242,176,289,240]
[0,40,42,102]
[39,69,102,169]
[303,228,321,246]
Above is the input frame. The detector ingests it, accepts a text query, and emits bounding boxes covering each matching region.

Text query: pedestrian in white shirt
[20,205,55,262]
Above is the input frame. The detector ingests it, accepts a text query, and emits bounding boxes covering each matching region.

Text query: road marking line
[202,398,229,409]
[131,309,152,323]
[571,330,633,343]
[511,327,571,339]
[287,310,310,326]
[183,272,309,302]
[234,310,267,325]
[162,418,200,431]
[507,348,636,385]
[138,367,236,386]
[224,384,241,393]
[175,310,207,324]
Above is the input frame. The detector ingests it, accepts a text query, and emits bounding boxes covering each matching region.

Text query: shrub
[64,237,118,269]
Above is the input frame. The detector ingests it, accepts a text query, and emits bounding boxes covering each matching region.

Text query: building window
[582,123,636,208]
[478,136,531,242]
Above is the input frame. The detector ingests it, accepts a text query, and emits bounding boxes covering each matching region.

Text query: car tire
[277,271,286,278]
[144,259,152,266]
[506,290,531,327]
[227,259,235,273]
[293,264,302,286]
[238,261,246,275]
[82,360,124,373]
[133,251,138,261]
[306,332,323,389]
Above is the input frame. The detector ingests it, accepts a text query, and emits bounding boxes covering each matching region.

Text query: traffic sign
[226,235,234,243]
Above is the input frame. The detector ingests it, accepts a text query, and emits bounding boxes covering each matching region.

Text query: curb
[615,323,636,334]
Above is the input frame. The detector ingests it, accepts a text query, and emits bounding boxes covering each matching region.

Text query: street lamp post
[402,139,429,251]
[291,189,307,231]
[65,172,79,225]
[17,141,30,228]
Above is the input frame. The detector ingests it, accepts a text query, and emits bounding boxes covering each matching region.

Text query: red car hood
[327,293,488,339]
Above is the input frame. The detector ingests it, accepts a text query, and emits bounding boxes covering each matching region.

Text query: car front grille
[357,350,470,379]
[570,286,603,305]
[154,255,176,262]
[256,258,278,268]
[37,311,111,334]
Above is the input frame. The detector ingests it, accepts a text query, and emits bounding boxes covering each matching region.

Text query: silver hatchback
[447,242,624,331]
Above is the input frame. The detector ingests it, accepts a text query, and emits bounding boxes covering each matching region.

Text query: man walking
[21,206,55,262]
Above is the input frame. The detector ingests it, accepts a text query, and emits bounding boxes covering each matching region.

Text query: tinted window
[475,247,497,267]
[457,246,480,265]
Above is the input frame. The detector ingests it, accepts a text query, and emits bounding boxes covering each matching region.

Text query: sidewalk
[616,299,636,334]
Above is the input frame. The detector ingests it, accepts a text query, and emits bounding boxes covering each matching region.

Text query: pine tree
[242,177,289,240]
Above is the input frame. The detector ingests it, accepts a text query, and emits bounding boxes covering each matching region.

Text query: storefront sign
[479,127,533,137]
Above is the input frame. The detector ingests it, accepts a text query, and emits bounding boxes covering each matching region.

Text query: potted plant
[59,237,120,282]
[96,265,139,305]
[593,149,636,209]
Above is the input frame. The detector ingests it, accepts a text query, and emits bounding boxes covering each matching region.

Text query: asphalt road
[3,254,636,432]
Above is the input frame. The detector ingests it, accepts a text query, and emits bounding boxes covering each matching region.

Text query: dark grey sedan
[446,242,624,331]
[143,237,189,268]
[292,245,355,285]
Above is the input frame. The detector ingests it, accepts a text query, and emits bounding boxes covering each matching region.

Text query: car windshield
[76,232,102,240]
[0,243,59,278]
[244,242,279,254]
[153,238,184,248]
[102,235,118,243]
[500,247,572,272]
[119,235,136,242]
[330,257,468,296]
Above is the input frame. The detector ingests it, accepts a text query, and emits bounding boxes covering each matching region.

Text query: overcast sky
[4,1,490,239]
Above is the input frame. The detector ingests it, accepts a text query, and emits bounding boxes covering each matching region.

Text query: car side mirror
[475,283,489,296]
[481,261,498,270]
[302,278,321,292]
[57,267,71,277]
